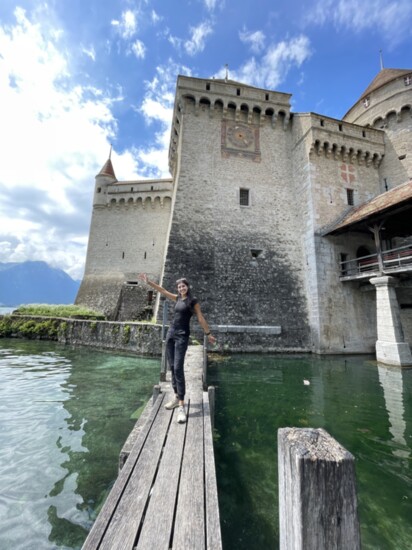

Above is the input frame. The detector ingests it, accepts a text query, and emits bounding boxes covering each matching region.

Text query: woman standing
[138,274,216,423]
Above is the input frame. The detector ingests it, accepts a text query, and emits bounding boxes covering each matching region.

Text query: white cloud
[131,39,146,59]
[0,8,132,279]
[82,45,96,61]
[184,21,214,56]
[305,0,412,47]
[239,29,266,53]
[204,0,221,11]
[223,35,312,89]
[134,62,192,178]
[151,10,161,24]
[111,9,137,39]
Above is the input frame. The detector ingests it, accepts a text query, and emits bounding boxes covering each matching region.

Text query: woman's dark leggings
[166,329,189,401]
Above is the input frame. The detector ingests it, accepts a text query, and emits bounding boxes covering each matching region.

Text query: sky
[0,0,411,281]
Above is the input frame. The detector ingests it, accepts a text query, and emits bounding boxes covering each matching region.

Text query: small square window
[320,119,325,127]
[240,188,250,206]
[346,189,354,206]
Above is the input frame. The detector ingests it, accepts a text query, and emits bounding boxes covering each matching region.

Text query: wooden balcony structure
[324,180,412,282]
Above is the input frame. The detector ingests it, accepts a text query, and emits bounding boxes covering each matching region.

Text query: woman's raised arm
[138,273,177,301]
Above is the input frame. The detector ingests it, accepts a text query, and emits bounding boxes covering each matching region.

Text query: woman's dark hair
[176,278,193,302]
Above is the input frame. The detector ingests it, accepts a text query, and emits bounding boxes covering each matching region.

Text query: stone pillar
[370,276,412,366]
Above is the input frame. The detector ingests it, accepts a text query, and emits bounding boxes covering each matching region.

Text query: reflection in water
[0,339,159,550]
[208,354,412,550]
[377,364,410,459]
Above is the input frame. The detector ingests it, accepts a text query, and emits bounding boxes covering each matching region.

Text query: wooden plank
[82,393,165,549]
[136,404,187,550]
[98,397,173,550]
[173,392,205,550]
[203,392,222,550]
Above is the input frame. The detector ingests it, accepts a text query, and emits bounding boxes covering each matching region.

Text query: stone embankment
[0,315,163,356]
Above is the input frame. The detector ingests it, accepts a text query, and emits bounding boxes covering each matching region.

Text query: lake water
[2,339,411,550]
[208,354,412,550]
[0,339,160,550]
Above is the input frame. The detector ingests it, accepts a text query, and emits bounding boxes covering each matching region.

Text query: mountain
[0,261,80,306]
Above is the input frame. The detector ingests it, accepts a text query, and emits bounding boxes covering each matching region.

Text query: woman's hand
[138,273,148,284]
[207,334,216,345]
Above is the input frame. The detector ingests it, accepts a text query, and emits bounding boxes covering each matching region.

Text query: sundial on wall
[221,121,261,161]
[227,124,254,148]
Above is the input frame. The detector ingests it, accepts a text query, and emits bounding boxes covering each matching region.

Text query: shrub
[13,304,105,320]
[122,324,131,344]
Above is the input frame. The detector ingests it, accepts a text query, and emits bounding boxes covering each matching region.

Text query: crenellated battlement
[294,113,385,168]
[370,103,412,128]
[94,178,173,208]
[169,75,292,172]
[105,195,172,208]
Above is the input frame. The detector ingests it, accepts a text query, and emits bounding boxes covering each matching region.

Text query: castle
[76,67,412,363]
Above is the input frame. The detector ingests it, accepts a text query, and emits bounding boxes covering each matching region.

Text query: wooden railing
[340,245,412,279]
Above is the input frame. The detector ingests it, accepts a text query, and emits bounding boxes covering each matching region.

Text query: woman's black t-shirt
[172,297,198,335]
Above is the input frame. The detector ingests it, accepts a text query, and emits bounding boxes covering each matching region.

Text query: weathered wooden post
[208,385,215,431]
[278,427,361,550]
[160,297,169,381]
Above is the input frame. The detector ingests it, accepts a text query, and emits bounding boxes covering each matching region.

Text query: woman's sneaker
[177,406,187,424]
[165,397,179,410]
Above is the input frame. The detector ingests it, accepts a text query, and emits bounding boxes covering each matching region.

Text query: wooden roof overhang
[322,180,412,239]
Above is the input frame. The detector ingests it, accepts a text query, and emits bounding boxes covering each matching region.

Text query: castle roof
[358,68,412,101]
[97,158,117,180]
[324,180,412,237]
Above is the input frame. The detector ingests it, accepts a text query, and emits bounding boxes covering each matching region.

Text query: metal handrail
[339,244,412,278]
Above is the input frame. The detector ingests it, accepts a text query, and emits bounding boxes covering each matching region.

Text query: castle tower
[160,76,311,350]
[343,68,412,190]
[76,156,173,318]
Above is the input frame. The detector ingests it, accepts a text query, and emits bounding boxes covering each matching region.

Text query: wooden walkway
[82,346,222,550]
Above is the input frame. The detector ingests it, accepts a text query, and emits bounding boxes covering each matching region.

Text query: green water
[0,339,159,550]
[208,354,412,550]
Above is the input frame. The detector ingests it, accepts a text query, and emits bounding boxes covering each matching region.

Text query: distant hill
[0,261,80,307]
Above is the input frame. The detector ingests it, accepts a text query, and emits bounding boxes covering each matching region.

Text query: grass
[12,304,105,320]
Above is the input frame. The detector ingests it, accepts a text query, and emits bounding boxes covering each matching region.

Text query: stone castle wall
[77,180,172,317]
[344,71,412,188]
[77,71,412,355]
[162,86,311,350]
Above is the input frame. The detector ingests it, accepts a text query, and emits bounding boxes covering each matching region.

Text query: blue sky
[0,0,411,280]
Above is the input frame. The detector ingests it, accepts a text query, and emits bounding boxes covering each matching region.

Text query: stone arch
[386,110,397,126]
[265,107,274,125]
[372,116,384,129]
[110,198,117,205]
[227,101,236,120]
[136,197,143,208]
[119,198,125,204]
[199,97,211,113]
[163,196,172,210]
[183,94,196,114]
[239,103,249,122]
[144,197,152,209]
[153,196,162,209]
[400,104,412,121]
[127,197,134,204]
[214,99,224,112]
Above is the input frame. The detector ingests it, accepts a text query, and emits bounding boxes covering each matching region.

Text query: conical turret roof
[358,68,412,101]
[96,158,117,180]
